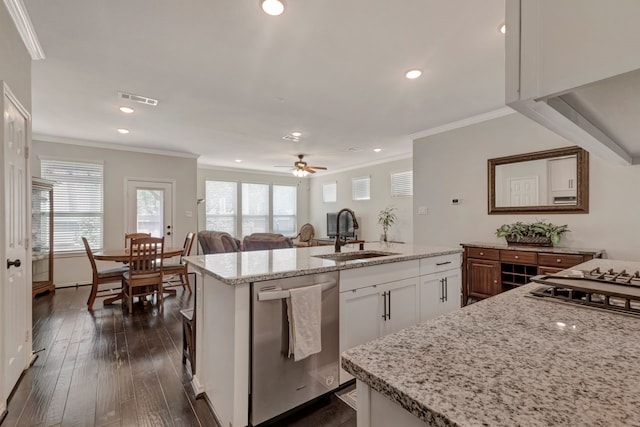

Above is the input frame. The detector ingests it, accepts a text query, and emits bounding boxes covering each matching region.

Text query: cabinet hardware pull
[382,291,388,321]
[444,277,448,301]
[440,278,445,302]
[479,252,484,255]
[436,261,452,266]
[493,280,498,284]
[557,259,562,263]
[387,291,391,320]
[514,256,519,259]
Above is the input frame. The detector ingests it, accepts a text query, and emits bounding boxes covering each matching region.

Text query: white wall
[32,140,198,286]
[197,167,309,240]
[309,157,413,243]
[413,112,640,260]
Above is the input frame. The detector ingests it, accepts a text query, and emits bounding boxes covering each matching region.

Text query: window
[273,185,297,235]
[352,176,371,201]
[242,183,269,235]
[323,182,337,203]
[205,180,237,236]
[40,158,104,252]
[391,171,413,197]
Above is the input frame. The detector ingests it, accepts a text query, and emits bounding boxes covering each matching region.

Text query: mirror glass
[488,147,589,214]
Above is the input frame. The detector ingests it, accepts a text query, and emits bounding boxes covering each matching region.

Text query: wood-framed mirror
[488,146,589,214]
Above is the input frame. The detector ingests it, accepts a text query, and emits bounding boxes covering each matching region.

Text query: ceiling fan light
[292,169,308,177]
[261,0,285,16]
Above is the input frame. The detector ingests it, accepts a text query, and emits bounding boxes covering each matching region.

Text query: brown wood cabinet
[461,243,604,305]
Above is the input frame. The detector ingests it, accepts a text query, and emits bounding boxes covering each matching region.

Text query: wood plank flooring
[3,285,356,427]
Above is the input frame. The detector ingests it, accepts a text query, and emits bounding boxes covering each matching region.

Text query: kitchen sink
[313,250,400,261]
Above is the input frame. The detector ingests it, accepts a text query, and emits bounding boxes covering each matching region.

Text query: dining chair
[122,236,165,314]
[163,232,195,292]
[124,232,151,248]
[82,237,129,309]
[292,223,315,247]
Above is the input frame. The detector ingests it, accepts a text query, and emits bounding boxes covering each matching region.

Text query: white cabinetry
[339,254,461,384]
[419,268,461,322]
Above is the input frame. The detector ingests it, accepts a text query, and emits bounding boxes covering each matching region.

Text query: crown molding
[33,134,199,159]
[409,107,515,140]
[197,163,298,177]
[309,152,413,178]
[3,0,45,60]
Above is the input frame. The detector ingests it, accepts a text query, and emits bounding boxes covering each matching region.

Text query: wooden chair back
[82,236,99,277]
[181,232,195,258]
[124,232,151,248]
[128,236,165,275]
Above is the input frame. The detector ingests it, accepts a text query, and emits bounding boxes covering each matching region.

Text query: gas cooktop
[529,267,640,317]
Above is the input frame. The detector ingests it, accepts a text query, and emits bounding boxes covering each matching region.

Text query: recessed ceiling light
[373,148,382,152]
[235,159,243,163]
[117,128,130,134]
[119,106,134,114]
[500,24,506,34]
[291,131,302,137]
[405,69,422,79]
[261,0,285,16]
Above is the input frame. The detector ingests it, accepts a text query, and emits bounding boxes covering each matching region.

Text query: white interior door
[508,176,539,206]
[3,84,30,398]
[126,179,174,246]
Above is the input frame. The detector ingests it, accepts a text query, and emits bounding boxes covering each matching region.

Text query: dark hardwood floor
[3,285,356,427]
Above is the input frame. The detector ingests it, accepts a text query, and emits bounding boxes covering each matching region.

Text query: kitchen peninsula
[184,242,462,427]
[342,258,640,427]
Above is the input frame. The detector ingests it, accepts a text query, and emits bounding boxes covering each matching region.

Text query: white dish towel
[287,284,322,362]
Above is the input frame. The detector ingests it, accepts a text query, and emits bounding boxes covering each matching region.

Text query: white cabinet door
[420,269,462,321]
[380,278,419,336]
[339,285,382,383]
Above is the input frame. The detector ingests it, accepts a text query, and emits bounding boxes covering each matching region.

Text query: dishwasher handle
[257,279,337,301]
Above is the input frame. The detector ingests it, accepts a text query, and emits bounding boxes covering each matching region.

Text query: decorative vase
[505,236,552,247]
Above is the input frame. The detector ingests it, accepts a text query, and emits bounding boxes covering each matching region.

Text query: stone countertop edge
[340,258,640,427]
[461,241,605,256]
[184,244,462,285]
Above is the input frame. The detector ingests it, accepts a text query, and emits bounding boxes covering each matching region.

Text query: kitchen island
[342,258,640,427]
[184,242,462,427]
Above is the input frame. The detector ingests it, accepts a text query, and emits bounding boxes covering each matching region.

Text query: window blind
[391,171,413,197]
[40,158,104,252]
[205,180,237,236]
[352,176,370,201]
[242,183,269,235]
[273,185,297,236]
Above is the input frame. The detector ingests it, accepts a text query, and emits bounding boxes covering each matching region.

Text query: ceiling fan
[276,154,327,176]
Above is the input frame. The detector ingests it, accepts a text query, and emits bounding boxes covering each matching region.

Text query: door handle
[381,291,388,321]
[7,259,21,269]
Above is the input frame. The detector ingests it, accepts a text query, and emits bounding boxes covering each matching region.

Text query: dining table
[93,246,185,304]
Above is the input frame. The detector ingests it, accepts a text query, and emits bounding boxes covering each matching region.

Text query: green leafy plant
[377,206,397,242]
[496,220,569,246]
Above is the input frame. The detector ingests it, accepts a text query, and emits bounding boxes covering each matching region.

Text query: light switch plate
[417,206,428,215]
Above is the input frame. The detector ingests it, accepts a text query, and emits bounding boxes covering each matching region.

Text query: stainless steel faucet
[334,208,359,252]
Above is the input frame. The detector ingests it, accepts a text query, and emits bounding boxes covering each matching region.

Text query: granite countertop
[184,242,462,285]
[462,241,605,256]
[342,258,640,427]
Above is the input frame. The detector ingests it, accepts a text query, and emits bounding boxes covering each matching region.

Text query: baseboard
[191,375,205,398]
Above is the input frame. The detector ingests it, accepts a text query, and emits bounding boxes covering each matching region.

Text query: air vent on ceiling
[282,135,300,142]
[117,91,158,106]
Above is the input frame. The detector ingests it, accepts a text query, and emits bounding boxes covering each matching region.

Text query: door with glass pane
[126,179,174,246]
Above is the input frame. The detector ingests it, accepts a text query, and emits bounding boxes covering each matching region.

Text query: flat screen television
[326,212,356,239]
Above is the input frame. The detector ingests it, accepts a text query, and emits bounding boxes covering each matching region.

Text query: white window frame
[323,182,337,203]
[204,180,238,236]
[391,171,413,197]
[352,176,371,201]
[40,156,104,253]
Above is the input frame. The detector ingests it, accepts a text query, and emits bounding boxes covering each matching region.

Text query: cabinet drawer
[538,266,564,275]
[340,260,419,293]
[538,253,584,269]
[466,247,500,261]
[500,250,537,265]
[419,253,461,275]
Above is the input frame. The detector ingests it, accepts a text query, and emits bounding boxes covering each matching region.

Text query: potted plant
[495,221,569,246]
[377,206,397,242]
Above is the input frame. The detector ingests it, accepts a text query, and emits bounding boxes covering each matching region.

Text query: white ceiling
[24,0,506,174]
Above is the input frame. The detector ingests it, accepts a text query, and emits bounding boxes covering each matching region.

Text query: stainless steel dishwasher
[250,271,340,426]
